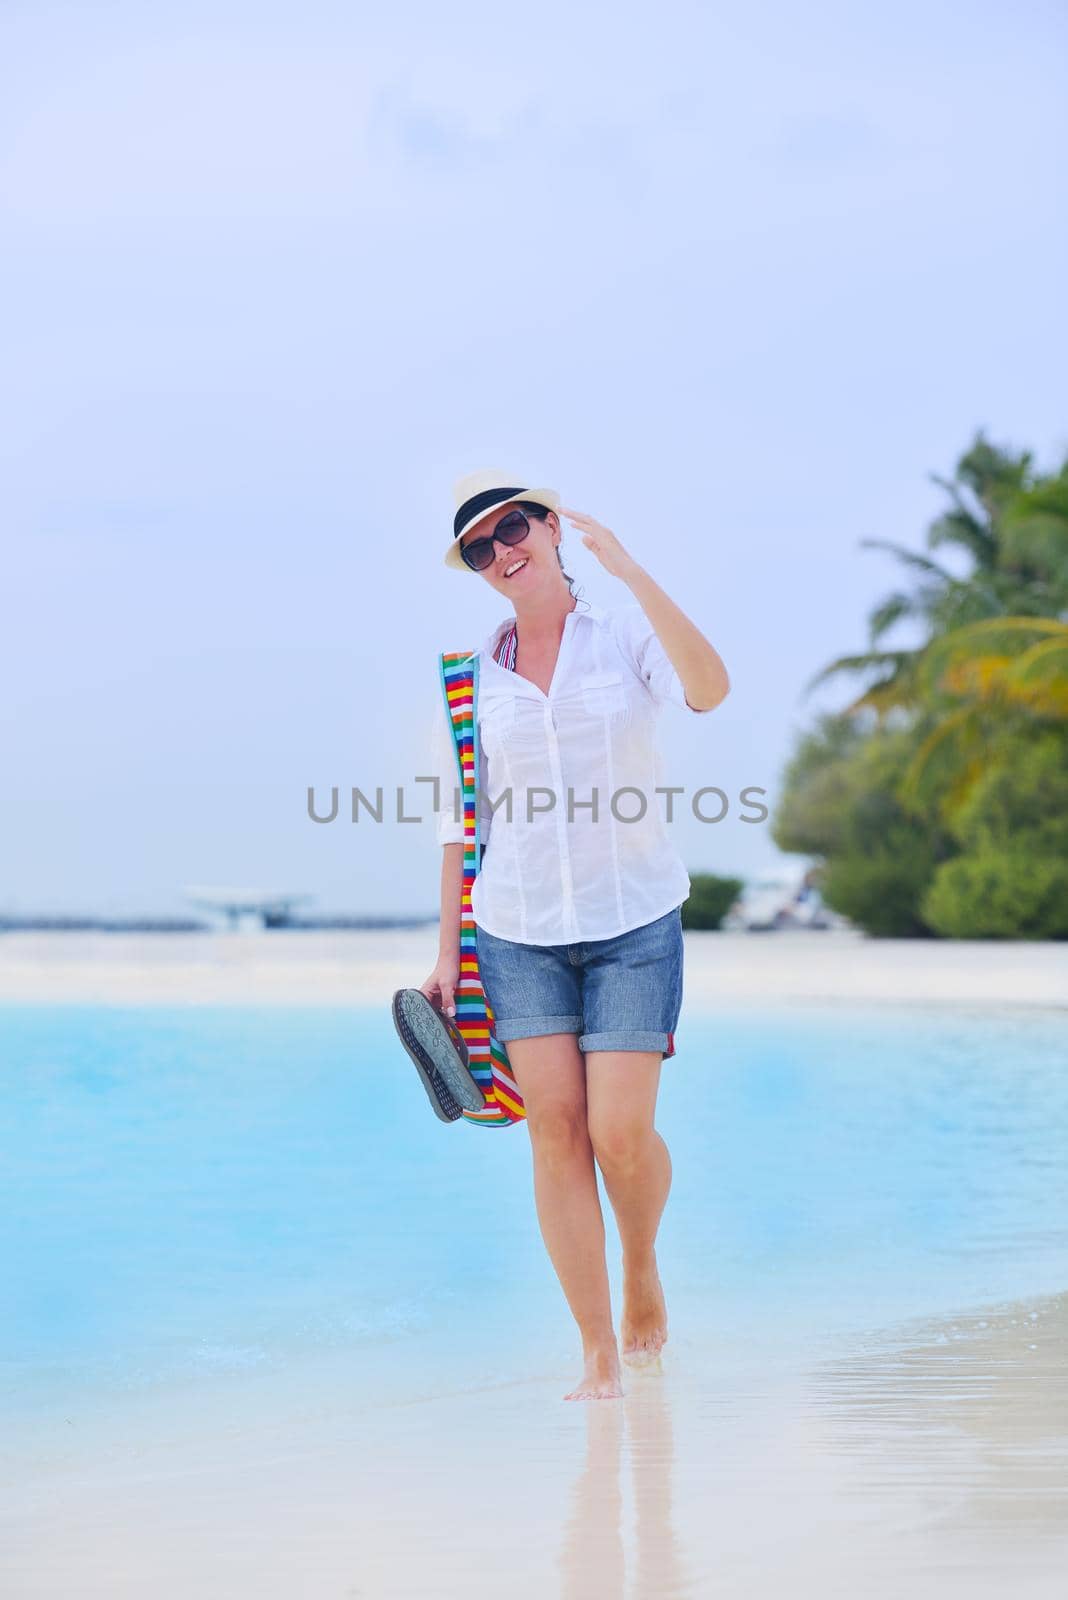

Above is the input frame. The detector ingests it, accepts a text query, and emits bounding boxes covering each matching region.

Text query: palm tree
[898,617,1068,821]
[803,434,1067,719]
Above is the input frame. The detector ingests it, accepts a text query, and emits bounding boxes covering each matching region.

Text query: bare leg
[506,1034,623,1400]
[585,1051,671,1361]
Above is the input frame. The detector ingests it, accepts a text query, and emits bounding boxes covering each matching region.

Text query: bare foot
[621,1256,668,1364]
[564,1341,624,1401]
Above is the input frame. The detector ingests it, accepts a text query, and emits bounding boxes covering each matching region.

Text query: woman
[421,469,730,1401]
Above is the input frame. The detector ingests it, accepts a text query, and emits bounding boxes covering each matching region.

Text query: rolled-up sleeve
[614,605,713,713]
[429,686,495,845]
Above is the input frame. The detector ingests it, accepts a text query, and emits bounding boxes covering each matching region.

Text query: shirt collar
[481,598,605,657]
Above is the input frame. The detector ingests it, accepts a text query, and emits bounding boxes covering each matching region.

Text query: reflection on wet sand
[559,1375,694,1600]
[559,1401,625,1599]
[628,1379,694,1600]
[552,1290,1068,1600]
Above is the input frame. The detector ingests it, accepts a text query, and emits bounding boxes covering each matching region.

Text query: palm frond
[926,507,997,568]
[918,617,1068,717]
[1003,636,1068,716]
[898,704,987,818]
[858,539,955,582]
[867,592,916,643]
[924,616,1067,663]
[1000,487,1068,602]
[950,433,1034,513]
[801,650,916,699]
[845,676,919,718]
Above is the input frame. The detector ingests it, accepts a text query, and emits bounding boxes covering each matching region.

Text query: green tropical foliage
[681,874,745,931]
[774,432,1068,938]
[920,726,1068,938]
[922,853,1068,940]
[775,718,953,936]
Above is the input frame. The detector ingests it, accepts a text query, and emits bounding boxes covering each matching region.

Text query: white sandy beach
[1,926,1066,1008]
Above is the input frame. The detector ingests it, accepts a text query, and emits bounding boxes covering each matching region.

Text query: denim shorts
[474,907,684,1058]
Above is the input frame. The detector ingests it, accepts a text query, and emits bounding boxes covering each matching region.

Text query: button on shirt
[429,600,712,945]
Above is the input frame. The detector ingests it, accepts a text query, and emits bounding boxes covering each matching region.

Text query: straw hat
[446,468,561,571]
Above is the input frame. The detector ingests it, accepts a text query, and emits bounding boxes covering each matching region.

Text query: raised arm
[559,505,730,712]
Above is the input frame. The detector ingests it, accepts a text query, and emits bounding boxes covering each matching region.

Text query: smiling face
[459,501,568,600]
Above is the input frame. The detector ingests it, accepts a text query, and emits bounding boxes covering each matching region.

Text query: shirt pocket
[580,670,629,724]
[478,695,516,754]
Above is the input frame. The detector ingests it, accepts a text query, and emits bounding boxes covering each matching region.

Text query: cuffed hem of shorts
[579,1030,672,1054]
[491,1014,583,1042]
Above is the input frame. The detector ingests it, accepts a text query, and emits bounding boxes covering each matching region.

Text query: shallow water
[2,1002,1066,1596]
[2,1002,1066,1409]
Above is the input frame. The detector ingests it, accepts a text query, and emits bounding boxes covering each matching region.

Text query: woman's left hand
[558,506,642,582]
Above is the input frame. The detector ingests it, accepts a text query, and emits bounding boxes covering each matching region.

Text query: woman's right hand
[419,955,460,1017]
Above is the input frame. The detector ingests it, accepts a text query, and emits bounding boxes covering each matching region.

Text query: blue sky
[2,0,1066,917]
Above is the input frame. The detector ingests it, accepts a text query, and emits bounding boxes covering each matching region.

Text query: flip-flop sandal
[391,988,487,1123]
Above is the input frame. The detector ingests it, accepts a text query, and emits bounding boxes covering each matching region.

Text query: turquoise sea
[3,1000,1067,1424]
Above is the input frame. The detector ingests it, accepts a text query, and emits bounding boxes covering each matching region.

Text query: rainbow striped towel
[438,650,527,1128]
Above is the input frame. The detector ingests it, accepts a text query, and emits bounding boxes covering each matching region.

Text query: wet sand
[1,927,1066,1008]
[3,1290,1065,1597]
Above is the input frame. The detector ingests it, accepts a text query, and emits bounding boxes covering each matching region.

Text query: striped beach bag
[438,649,527,1128]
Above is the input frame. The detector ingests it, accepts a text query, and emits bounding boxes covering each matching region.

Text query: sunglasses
[459,507,534,572]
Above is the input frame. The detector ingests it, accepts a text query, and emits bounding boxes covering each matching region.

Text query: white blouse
[429,599,713,945]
